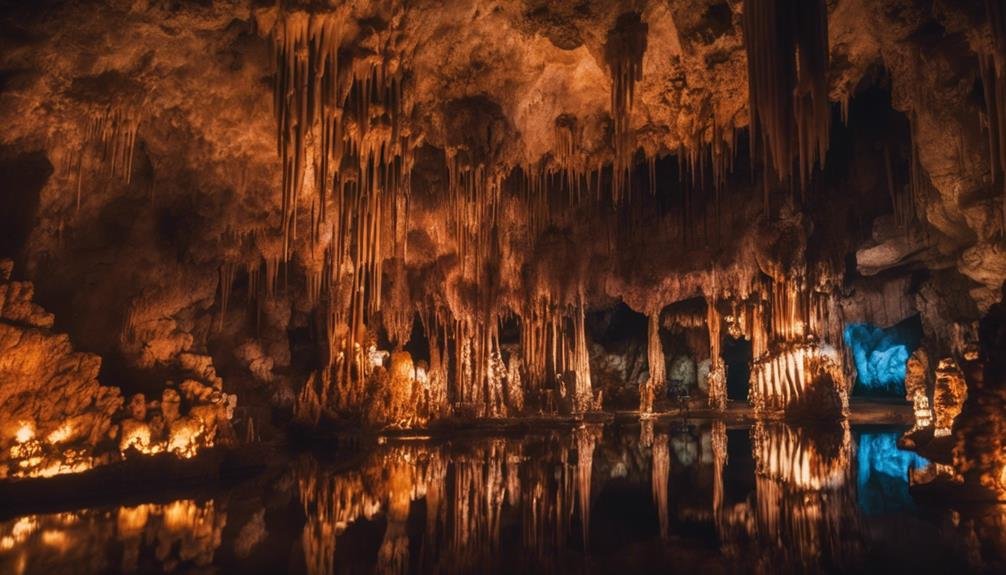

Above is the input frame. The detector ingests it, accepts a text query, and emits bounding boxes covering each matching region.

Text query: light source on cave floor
[15,422,35,444]
[46,423,72,444]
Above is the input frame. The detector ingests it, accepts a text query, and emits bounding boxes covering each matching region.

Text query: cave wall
[0,0,1002,423]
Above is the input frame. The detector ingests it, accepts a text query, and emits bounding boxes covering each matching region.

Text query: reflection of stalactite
[0,499,227,574]
[446,441,507,571]
[652,432,670,540]
[574,424,600,549]
[297,446,441,575]
[711,420,727,532]
[521,433,575,563]
[752,422,850,490]
[743,422,861,572]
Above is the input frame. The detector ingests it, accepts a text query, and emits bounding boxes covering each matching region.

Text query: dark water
[2,422,1005,574]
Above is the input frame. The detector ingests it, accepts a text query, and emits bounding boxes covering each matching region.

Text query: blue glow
[856,432,930,515]
[843,323,910,395]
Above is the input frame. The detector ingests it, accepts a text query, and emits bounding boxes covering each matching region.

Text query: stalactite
[86,106,140,184]
[749,343,847,417]
[217,262,235,331]
[768,277,809,344]
[983,0,1006,226]
[743,0,830,188]
[707,295,726,410]
[605,12,648,204]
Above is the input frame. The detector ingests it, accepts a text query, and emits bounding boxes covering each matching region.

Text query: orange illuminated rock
[0,261,123,478]
[934,357,968,438]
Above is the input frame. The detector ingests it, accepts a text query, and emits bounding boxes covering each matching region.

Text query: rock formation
[0,0,1003,437]
[0,260,122,478]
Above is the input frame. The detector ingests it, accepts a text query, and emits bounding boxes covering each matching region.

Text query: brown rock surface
[0,260,123,478]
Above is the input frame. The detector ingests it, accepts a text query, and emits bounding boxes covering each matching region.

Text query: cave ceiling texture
[2,0,1006,571]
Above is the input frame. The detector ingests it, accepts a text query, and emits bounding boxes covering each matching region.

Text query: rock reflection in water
[296,430,601,574]
[4,423,1006,573]
[0,499,225,574]
[719,422,862,573]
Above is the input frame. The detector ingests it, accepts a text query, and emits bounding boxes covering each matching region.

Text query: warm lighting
[15,422,35,444]
[46,423,73,444]
[41,529,68,550]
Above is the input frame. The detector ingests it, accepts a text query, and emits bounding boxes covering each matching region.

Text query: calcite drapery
[749,343,848,419]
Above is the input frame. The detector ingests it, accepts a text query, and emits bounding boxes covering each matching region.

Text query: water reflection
[717,422,861,572]
[3,423,1006,573]
[0,499,225,574]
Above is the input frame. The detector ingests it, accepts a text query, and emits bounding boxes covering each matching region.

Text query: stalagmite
[905,349,933,432]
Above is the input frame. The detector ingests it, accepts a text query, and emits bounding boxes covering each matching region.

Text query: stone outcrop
[0,260,123,478]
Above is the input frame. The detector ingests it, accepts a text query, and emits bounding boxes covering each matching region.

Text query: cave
[1,1,1006,573]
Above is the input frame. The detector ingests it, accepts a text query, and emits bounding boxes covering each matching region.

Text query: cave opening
[722,335,753,402]
[844,315,923,397]
[0,148,49,270]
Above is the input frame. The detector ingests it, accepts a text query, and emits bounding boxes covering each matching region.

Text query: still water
[2,422,1005,574]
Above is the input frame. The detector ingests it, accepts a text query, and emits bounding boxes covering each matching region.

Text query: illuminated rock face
[749,343,848,420]
[0,0,1003,432]
[0,261,123,478]
[933,358,968,438]
[905,349,933,431]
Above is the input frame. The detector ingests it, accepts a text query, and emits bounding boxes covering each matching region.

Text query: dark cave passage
[722,335,752,402]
